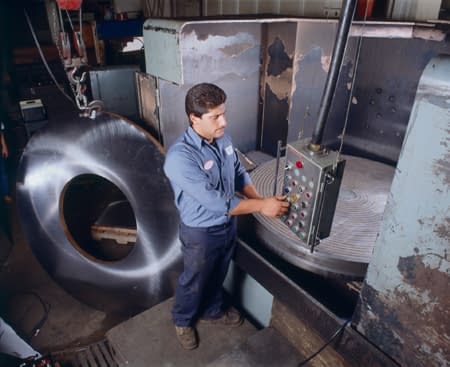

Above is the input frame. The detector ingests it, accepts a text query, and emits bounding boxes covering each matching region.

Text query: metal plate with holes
[248,155,395,279]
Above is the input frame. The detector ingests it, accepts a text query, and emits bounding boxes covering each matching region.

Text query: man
[0,120,12,204]
[164,83,289,350]
[0,317,40,361]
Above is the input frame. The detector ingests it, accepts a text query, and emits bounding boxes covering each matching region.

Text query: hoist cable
[24,8,76,105]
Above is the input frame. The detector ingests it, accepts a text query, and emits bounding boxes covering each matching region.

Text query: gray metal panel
[391,0,441,21]
[158,20,262,151]
[287,21,449,166]
[135,72,161,140]
[355,55,450,367]
[288,20,335,142]
[339,37,450,165]
[259,21,297,155]
[287,19,355,149]
[89,65,139,117]
[143,19,183,84]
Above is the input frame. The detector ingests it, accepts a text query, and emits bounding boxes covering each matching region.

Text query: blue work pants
[172,217,237,327]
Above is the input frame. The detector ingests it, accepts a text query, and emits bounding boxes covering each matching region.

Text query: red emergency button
[296,161,303,169]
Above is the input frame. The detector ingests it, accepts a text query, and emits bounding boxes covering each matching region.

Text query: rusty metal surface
[246,155,394,279]
[150,20,262,151]
[16,112,182,313]
[144,17,448,164]
[136,72,161,141]
[259,22,296,155]
[354,56,450,367]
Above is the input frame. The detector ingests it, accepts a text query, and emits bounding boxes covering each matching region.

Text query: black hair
[185,83,226,124]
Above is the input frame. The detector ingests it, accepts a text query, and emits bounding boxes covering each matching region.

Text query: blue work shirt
[164,127,252,228]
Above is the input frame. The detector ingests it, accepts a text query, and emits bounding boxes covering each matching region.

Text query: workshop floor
[0,197,130,364]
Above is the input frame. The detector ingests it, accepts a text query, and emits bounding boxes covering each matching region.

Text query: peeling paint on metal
[433,218,450,241]
[267,37,293,77]
[358,279,450,367]
[356,56,450,367]
[220,42,254,57]
[321,55,331,73]
[266,70,292,101]
[432,131,450,186]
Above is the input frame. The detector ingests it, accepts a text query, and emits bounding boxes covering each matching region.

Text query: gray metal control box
[281,139,345,250]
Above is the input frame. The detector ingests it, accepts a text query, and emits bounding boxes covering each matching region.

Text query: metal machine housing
[281,140,345,248]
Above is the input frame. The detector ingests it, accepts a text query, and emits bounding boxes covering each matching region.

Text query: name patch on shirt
[203,160,214,170]
[225,145,234,155]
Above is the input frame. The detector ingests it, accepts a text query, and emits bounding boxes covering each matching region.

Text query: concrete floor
[0,203,129,362]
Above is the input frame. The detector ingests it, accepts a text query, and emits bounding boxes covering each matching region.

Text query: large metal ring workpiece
[16,112,181,313]
[247,156,395,279]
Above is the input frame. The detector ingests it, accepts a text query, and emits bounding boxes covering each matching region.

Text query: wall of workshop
[203,0,342,17]
[178,0,444,20]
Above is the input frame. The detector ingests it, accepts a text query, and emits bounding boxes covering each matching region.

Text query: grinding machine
[15,2,449,366]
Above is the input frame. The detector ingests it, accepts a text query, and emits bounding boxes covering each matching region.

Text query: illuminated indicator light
[294,169,300,176]
[296,161,303,169]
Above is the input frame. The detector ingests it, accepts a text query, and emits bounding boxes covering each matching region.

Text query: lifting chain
[52,2,103,118]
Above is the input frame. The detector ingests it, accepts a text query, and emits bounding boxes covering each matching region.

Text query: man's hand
[2,145,8,158]
[259,196,290,218]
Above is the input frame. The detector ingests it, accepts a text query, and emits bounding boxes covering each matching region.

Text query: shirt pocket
[204,164,221,190]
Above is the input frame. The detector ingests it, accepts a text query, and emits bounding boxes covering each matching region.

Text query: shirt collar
[186,126,224,150]
[186,126,204,149]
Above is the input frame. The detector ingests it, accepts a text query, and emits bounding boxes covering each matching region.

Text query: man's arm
[241,184,261,200]
[229,184,289,217]
[1,132,8,158]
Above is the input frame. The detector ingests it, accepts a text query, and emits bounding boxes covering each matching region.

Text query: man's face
[190,103,227,143]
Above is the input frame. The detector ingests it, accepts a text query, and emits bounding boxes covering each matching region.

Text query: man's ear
[189,113,200,126]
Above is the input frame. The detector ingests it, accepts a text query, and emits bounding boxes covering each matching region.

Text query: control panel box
[281,139,345,250]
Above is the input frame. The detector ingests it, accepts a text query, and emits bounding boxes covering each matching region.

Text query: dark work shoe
[199,308,243,327]
[175,326,198,350]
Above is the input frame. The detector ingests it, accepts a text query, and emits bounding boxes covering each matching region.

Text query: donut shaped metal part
[16,112,182,313]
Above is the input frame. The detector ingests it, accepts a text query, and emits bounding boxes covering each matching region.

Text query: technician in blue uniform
[0,120,11,204]
[164,83,289,350]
